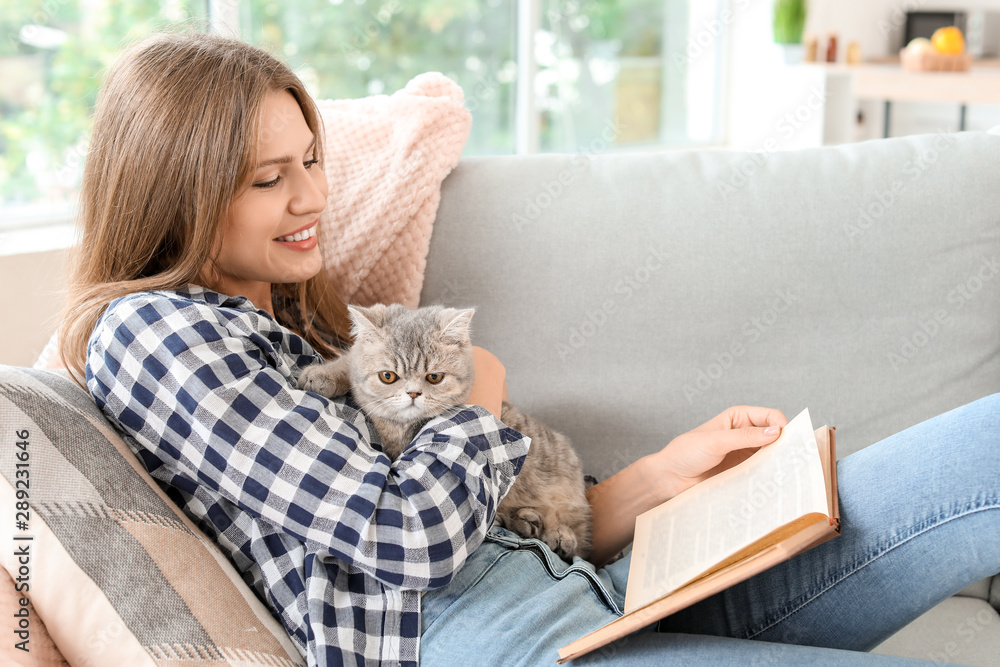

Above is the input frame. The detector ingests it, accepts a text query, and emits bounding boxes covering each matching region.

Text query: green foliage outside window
[245,0,517,156]
[1,0,685,210]
[0,1,207,206]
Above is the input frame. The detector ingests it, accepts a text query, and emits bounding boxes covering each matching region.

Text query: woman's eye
[253,158,317,188]
[426,373,444,384]
[379,371,398,384]
[253,176,281,189]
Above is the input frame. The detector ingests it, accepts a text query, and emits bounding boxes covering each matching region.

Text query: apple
[905,37,934,55]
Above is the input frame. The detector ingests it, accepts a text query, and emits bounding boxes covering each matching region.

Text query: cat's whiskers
[357,395,395,418]
[419,395,452,417]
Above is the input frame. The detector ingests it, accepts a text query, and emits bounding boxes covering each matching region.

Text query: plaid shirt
[86,286,529,666]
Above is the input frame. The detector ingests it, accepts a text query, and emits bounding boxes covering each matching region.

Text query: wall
[724,0,1000,149]
[0,249,69,367]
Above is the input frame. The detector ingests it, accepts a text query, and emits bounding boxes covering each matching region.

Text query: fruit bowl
[900,48,972,72]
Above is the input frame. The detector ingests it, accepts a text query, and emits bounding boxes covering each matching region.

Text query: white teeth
[277,226,316,243]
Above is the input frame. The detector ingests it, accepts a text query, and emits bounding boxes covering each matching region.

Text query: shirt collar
[181,284,262,313]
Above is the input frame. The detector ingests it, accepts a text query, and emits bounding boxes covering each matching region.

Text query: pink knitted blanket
[316,73,472,308]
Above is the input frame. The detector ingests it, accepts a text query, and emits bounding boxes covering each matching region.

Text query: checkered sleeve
[86,291,529,592]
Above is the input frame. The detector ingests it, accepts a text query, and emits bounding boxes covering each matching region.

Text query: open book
[558,408,840,663]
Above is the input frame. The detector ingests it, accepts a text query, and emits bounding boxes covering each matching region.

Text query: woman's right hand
[586,405,785,565]
[653,405,788,501]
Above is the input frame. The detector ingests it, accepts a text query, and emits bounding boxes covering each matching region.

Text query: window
[243,0,518,155]
[0,1,209,250]
[537,0,668,152]
[0,0,726,250]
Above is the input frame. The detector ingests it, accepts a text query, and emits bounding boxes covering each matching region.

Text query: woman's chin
[278,254,323,283]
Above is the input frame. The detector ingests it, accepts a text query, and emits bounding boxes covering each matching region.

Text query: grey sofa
[420,129,1000,665]
[1,129,997,665]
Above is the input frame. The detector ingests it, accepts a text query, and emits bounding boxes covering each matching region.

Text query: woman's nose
[290,167,328,216]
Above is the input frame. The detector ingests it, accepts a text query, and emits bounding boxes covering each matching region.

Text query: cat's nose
[408,391,421,399]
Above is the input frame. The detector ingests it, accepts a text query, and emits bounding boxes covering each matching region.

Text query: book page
[624,408,829,613]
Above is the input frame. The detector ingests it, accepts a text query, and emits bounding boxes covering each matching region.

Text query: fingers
[657,406,791,498]
[715,423,783,452]
[734,405,788,429]
[660,423,782,492]
[693,405,788,433]
[684,424,779,462]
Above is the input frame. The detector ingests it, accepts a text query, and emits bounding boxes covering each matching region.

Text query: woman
[63,31,998,666]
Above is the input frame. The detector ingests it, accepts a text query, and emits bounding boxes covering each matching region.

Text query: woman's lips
[274,222,318,251]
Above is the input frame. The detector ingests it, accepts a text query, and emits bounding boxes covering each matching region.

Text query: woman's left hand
[465,346,507,418]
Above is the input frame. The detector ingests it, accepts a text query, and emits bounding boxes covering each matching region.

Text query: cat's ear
[437,307,475,345]
[348,304,389,341]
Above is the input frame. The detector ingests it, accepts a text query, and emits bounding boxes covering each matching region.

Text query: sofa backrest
[421,130,1000,479]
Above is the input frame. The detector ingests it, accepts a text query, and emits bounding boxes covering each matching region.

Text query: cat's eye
[378,371,398,384]
[426,373,445,384]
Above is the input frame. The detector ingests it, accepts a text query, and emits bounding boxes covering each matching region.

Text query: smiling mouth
[274,224,317,243]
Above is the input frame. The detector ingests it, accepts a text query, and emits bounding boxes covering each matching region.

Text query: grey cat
[298,303,593,561]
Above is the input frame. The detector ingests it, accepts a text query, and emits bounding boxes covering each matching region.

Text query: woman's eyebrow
[255,136,317,169]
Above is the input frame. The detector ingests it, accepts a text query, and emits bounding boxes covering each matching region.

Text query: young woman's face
[205,90,328,305]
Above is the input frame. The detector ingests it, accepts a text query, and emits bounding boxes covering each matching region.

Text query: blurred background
[1,0,999,364]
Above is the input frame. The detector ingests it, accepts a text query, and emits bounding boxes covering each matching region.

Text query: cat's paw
[508,508,544,539]
[298,363,351,398]
[542,524,580,562]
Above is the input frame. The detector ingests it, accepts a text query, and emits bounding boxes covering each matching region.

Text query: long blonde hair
[60,30,351,385]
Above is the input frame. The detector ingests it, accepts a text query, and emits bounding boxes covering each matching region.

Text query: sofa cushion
[0,566,67,666]
[0,366,303,666]
[872,595,1000,666]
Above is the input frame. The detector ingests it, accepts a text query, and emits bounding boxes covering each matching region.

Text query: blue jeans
[420,394,1000,665]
